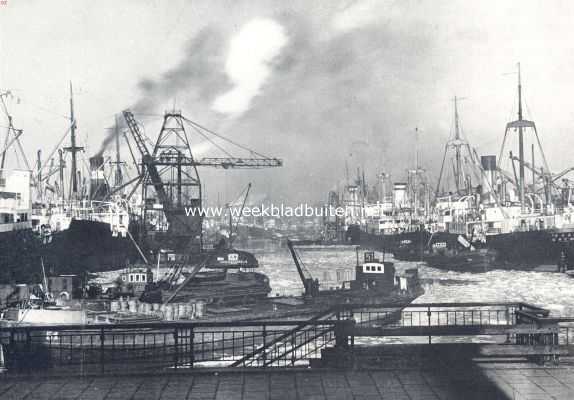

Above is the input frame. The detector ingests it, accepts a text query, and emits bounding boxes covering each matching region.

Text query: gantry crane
[122,109,282,254]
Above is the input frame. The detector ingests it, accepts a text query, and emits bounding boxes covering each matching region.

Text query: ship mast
[453,96,463,193]
[412,127,420,217]
[64,82,83,199]
[498,63,550,213]
[58,149,65,199]
[113,115,123,188]
[517,63,526,213]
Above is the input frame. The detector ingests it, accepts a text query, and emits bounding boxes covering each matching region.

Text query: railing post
[261,325,267,368]
[173,327,179,369]
[25,329,31,371]
[334,319,355,350]
[427,306,432,344]
[8,329,14,370]
[291,332,296,366]
[100,327,105,374]
[326,319,355,369]
[190,327,195,368]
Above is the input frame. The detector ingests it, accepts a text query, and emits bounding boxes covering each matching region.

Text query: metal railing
[0,319,342,375]
[1,301,571,375]
[338,302,523,329]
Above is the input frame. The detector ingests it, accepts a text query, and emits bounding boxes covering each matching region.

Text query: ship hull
[359,229,431,261]
[485,230,560,269]
[419,230,568,272]
[0,228,44,283]
[41,219,143,275]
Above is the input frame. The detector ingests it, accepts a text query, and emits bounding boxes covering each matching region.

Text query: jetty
[2,301,574,398]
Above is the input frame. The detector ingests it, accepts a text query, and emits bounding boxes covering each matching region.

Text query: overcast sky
[2,0,574,203]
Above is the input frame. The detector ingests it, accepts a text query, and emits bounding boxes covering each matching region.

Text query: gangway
[229,308,339,367]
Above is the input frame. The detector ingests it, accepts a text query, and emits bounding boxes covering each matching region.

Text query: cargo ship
[10,86,282,279]
[328,158,432,259]
[26,86,144,276]
[423,66,574,272]
[0,169,46,283]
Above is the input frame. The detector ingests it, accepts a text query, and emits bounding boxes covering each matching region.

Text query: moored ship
[0,169,44,283]
[424,65,574,272]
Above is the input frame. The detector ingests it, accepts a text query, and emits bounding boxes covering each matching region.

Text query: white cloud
[331,0,399,33]
[212,18,288,115]
[332,0,378,32]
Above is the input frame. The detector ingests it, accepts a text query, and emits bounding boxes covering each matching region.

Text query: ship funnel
[393,182,407,209]
[89,155,109,200]
[480,155,497,203]
[89,155,105,171]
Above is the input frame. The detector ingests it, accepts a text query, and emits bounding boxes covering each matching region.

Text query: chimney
[480,155,497,204]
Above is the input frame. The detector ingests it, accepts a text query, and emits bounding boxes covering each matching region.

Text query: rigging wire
[38,126,72,174]
[187,122,234,158]
[18,98,70,120]
[181,116,271,159]
[228,183,251,207]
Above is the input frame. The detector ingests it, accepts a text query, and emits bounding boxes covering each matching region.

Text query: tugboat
[286,240,423,307]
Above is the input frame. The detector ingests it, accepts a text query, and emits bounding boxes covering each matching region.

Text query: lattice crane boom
[122,110,152,159]
[122,110,171,210]
[120,109,283,253]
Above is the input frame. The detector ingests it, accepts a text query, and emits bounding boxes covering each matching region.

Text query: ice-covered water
[246,240,574,317]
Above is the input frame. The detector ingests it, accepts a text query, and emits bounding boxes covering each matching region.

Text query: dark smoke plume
[96,5,449,203]
[96,27,228,156]
[199,11,448,202]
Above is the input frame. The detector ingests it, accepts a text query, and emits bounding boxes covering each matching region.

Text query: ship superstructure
[426,64,574,271]
[347,129,432,257]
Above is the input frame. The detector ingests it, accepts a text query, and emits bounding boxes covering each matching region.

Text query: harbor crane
[122,109,282,254]
[286,240,320,297]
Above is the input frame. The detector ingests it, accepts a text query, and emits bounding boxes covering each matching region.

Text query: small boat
[0,258,87,327]
[286,240,423,309]
[1,304,87,326]
[139,247,271,306]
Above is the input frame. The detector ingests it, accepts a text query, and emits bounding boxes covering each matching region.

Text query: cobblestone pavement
[1,366,574,400]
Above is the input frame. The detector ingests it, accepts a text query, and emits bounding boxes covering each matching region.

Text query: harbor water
[247,240,574,317]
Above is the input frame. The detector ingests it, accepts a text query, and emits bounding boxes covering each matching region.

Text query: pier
[1,302,574,373]
[2,366,574,399]
[1,302,574,398]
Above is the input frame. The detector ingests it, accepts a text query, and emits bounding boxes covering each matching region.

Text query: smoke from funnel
[198,12,447,202]
[95,27,228,156]
[95,7,448,202]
